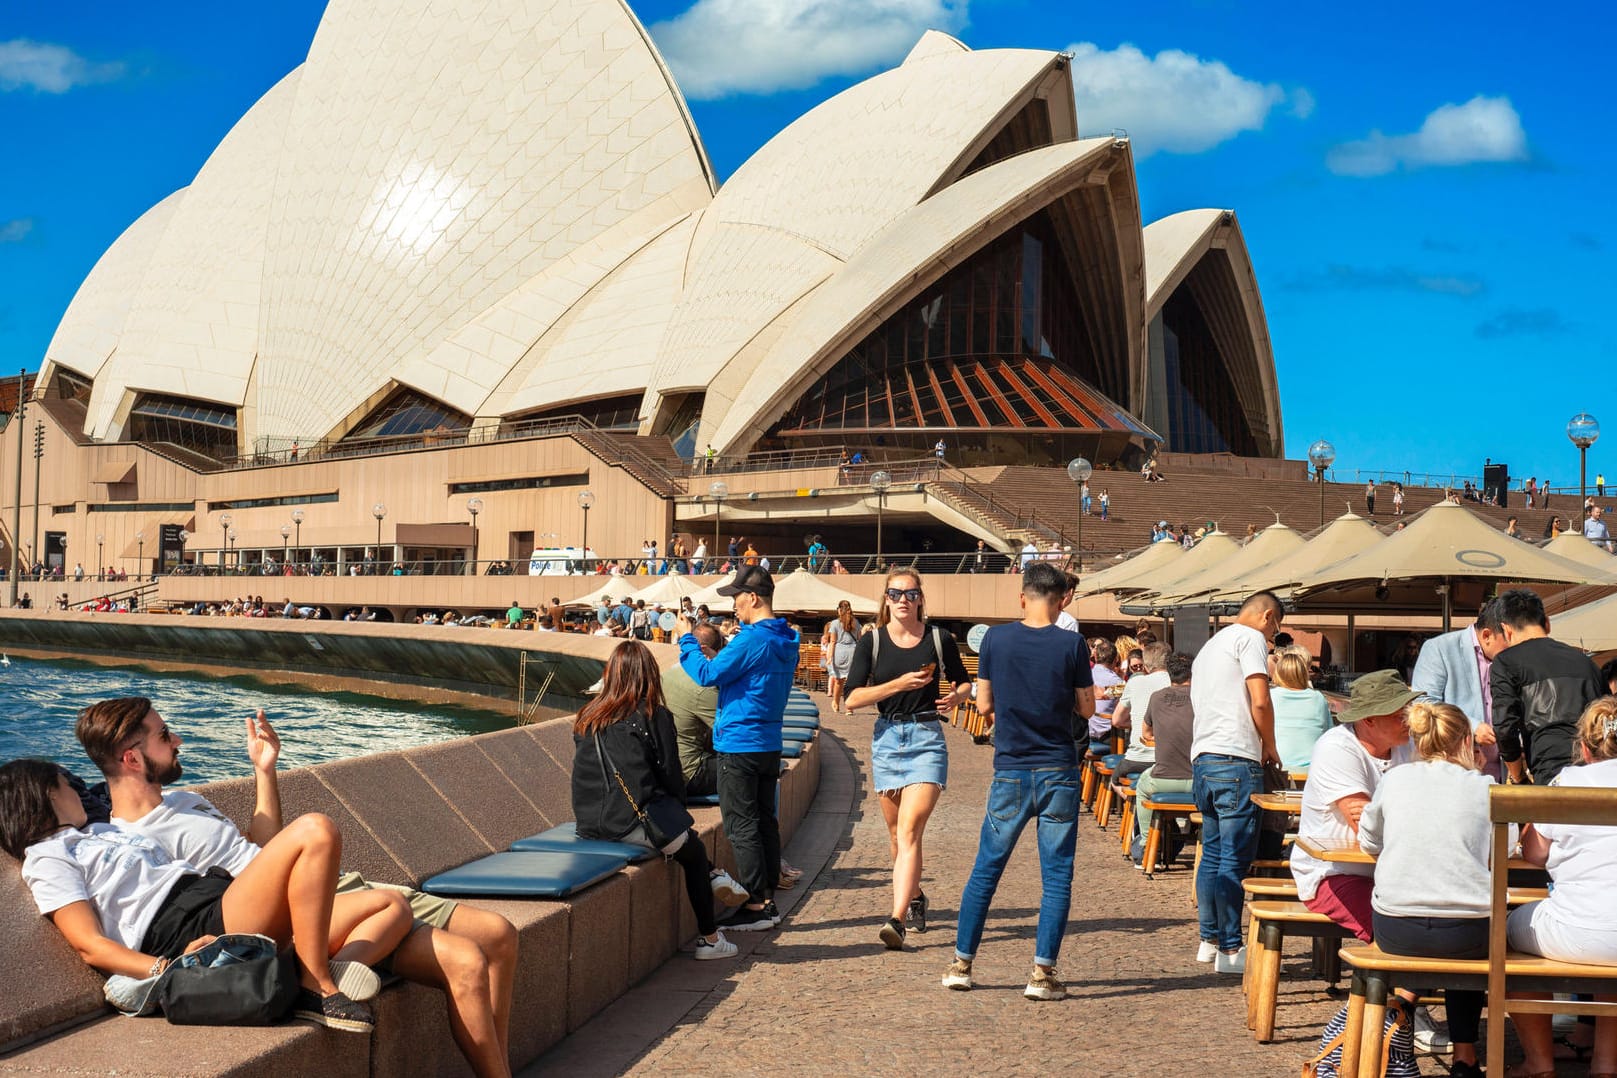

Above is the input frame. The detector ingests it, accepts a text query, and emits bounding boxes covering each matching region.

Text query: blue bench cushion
[422,849,628,898]
[781,742,803,759]
[509,822,657,862]
[782,717,820,729]
[780,728,813,742]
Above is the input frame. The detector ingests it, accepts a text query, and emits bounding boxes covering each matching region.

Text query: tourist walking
[676,565,799,931]
[1099,488,1110,521]
[1189,591,1283,973]
[1364,479,1376,516]
[1391,482,1404,516]
[844,570,971,950]
[572,640,747,961]
[942,561,1093,999]
[821,599,862,714]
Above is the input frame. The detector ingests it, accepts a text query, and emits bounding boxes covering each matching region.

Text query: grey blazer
[1411,627,1487,728]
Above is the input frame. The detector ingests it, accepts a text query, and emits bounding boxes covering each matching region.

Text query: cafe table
[1296,834,1538,871]
[1249,791,1303,813]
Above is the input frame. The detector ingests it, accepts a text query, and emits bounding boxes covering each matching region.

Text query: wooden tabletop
[1250,791,1304,813]
[1296,834,1537,870]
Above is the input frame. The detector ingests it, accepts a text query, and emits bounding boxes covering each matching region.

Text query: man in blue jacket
[676,565,799,930]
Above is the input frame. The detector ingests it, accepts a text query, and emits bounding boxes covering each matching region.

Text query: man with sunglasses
[676,565,799,931]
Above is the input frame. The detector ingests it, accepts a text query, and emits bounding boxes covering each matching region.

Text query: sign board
[966,623,991,653]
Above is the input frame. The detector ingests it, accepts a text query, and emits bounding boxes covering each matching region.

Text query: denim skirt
[872,715,948,793]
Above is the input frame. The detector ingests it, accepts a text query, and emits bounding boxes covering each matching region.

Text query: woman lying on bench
[0,758,413,1032]
[1506,696,1617,1078]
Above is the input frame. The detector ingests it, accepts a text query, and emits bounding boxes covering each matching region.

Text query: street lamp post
[291,508,304,567]
[466,497,482,576]
[708,481,727,557]
[871,470,892,570]
[372,503,387,571]
[8,367,24,607]
[219,513,233,572]
[1308,440,1337,528]
[280,525,291,570]
[135,531,145,581]
[96,533,104,581]
[1568,413,1600,518]
[228,530,237,572]
[1066,457,1092,573]
[577,490,595,571]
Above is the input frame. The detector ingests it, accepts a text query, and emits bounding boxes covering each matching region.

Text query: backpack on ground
[1302,1001,1418,1078]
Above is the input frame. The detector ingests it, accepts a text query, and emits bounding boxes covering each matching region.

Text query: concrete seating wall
[0,716,823,1076]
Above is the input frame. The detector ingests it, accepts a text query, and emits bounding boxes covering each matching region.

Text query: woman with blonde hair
[1271,648,1333,771]
[1504,695,1617,1077]
[1359,701,1491,1078]
[821,600,861,714]
[571,641,748,961]
[845,567,971,950]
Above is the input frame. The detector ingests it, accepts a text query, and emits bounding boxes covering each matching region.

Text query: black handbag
[593,730,694,849]
[155,934,300,1026]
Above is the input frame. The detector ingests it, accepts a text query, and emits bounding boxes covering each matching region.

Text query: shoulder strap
[871,625,880,664]
[932,625,945,672]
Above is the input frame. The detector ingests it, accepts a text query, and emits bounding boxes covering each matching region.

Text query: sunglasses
[885,587,922,602]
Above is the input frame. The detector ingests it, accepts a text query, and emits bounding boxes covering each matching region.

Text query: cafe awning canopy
[1290,501,1614,627]
[1552,591,1617,654]
[1115,531,1241,613]
[770,569,879,616]
[683,572,738,613]
[1074,541,1184,597]
[618,573,707,607]
[1539,533,1617,577]
[1141,522,1306,608]
[1200,512,1386,607]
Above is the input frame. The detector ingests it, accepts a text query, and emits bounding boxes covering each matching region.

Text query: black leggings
[1372,911,1487,1044]
[670,829,718,936]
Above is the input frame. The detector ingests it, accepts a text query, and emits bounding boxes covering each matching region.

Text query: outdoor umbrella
[1539,532,1617,577]
[1199,512,1385,608]
[683,572,738,613]
[1073,540,1185,597]
[768,568,880,615]
[1140,522,1306,609]
[1551,591,1617,654]
[1289,501,1615,629]
[1114,531,1241,614]
[618,573,709,607]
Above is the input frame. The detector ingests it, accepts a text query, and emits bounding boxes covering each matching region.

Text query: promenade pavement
[533,698,1531,1077]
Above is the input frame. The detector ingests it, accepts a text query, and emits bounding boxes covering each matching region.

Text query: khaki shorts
[335,871,458,931]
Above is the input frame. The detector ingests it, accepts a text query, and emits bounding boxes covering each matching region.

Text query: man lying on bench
[74,697,519,1078]
[1,757,411,1034]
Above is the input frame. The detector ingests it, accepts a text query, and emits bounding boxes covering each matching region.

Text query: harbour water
[0,654,516,783]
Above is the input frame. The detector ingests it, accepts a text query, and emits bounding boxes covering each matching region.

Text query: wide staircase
[570,431,685,498]
[935,463,1564,560]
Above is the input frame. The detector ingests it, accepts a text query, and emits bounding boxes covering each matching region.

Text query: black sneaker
[879,917,906,950]
[292,988,375,1033]
[907,890,928,933]
[721,900,781,931]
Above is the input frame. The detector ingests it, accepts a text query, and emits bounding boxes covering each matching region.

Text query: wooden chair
[1091,761,1117,827]
[1138,796,1195,879]
[1333,785,1617,1077]
[1117,784,1138,857]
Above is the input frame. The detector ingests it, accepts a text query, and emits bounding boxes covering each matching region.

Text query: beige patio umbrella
[682,572,738,613]
[1113,530,1242,613]
[619,573,709,607]
[1074,540,1185,597]
[1540,533,1617,577]
[1551,591,1617,654]
[1291,501,1615,629]
[1202,512,1386,606]
[1142,522,1306,608]
[769,568,880,615]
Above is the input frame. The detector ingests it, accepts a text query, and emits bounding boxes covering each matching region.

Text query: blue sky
[1,0,1611,488]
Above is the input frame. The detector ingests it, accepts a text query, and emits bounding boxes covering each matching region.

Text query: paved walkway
[534,700,1524,1076]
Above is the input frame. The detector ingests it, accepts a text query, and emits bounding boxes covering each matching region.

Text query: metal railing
[931,464,1076,549]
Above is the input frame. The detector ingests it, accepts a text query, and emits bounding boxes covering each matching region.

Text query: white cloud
[0,218,34,243]
[651,0,967,99]
[0,39,123,93]
[1065,42,1304,156]
[1327,95,1528,177]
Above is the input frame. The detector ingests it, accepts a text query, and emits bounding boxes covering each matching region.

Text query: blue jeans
[954,767,1080,968]
[1192,754,1264,951]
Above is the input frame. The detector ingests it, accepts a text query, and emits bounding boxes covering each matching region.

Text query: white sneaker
[941,958,973,991]
[709,870,748,907]
[1412,1007,1452,1055]
[1214,947,1246,974]
[1195,940,1219,964]
[329,959,381,1002]
[693,931,738,960]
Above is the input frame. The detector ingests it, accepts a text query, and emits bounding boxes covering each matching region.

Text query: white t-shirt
[1289,725,1404,900]
[115,791,260,878]
[1189,623,1270,762]
[1536,757,1617,930]
[1055,611,1080,633]
[21,825,197,950]
[1118,670,1171,763]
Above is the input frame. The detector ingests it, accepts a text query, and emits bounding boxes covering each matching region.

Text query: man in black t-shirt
[1490,589,1603,785]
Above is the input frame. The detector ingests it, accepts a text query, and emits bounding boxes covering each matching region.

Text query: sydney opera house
[2,0,1283,584]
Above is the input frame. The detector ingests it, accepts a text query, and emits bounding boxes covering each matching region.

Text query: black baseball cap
[716,564,774,599]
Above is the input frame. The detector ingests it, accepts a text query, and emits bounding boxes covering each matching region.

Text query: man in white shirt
[1290,671,1418,943]
[1112,643,1170,783]
[77,698,517,1078]
[1055,572,1081,634]
[1188,591,1283,973]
